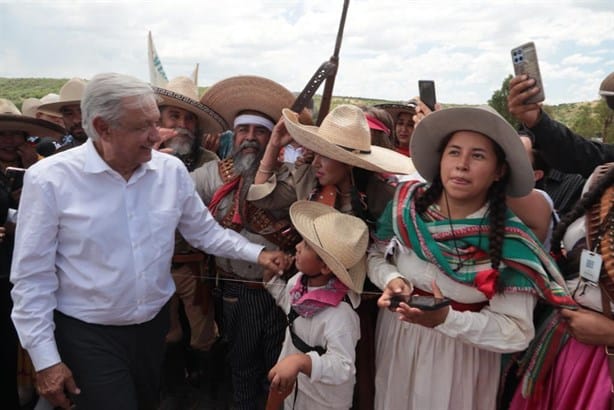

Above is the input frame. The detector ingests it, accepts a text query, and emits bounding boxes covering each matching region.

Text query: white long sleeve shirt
[10,139,263,371]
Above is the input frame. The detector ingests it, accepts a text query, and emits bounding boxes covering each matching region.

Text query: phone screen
[418,80,437,111]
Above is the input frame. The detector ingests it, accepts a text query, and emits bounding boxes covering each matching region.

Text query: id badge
[579,249,602,283]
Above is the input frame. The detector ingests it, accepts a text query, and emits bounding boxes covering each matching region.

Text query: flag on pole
[190,63,199,87]
[148,31,168,87]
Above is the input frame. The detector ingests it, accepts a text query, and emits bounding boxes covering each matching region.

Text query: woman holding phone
[367,106,575,410]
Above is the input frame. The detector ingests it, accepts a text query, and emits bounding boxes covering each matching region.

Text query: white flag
[148,31,168,87]
[191,63,199,87]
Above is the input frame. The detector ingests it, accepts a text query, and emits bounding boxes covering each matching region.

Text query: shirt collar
[83,138,160,177]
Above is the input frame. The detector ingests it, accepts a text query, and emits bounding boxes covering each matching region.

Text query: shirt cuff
[307,351,321,382]
[245,243,265,264]
[434,308,462,338]
[28,340,62,372]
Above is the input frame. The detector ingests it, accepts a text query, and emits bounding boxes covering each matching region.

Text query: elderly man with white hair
[10,73,291,410]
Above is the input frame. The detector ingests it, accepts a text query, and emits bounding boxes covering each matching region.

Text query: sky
[1,0,613,105]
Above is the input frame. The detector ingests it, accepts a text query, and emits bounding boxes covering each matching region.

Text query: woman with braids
[509,163,614,409]
[367,106,576,410]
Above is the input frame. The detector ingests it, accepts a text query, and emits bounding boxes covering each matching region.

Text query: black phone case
[408,295,451,311]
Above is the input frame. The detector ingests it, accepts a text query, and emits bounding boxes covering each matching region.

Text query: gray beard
[166,138,193,155]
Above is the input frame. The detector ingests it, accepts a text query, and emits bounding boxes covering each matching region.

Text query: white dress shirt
[10,139,264,371]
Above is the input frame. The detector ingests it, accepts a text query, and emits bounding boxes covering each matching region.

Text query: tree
[488,74,519,129]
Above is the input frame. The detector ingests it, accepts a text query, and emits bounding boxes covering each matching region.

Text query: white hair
[81,73,156,141]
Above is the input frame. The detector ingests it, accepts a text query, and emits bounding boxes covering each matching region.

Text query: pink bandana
[290,273,349,318]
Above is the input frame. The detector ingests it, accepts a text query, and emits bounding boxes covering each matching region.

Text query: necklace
[443,191,467,273]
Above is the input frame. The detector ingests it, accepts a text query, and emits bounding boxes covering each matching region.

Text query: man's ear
[534,169,544,182]
[92,117,110,139]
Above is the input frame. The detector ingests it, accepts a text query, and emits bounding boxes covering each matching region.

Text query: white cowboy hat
[282,104,415,174]
[200,75,295,128]
[410,106,534,197]
[153,76,226,133]
[290,200,368,293]
[37,78,87,115]
[0,99,65,138]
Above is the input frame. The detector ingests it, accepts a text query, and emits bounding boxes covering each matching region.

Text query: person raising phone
[367,106,576,410]
[508,71,614,178]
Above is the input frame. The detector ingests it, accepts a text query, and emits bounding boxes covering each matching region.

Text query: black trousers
[54,303,170,410]
[1,278,19,410]
[221,282,286,410]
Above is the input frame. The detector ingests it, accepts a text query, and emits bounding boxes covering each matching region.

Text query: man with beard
[38,78,88,149]
[193,76,300,409]
[153,76,227,404]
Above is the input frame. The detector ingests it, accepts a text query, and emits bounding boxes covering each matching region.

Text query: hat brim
[201,76,295,129]
[410,107,534,197]
[37,99,81,116]
[0,115,65,138]
[283,109,415,175]
[154,88,226,133]
[289,201,366,293]
[374,103,417,123]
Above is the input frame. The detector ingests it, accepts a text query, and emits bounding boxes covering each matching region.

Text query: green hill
[2,77,611,141]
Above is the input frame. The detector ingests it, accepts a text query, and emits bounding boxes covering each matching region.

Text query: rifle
[291,0,350,125]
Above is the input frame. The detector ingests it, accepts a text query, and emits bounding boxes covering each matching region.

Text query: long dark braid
[486,174,510,292]
[551,165,614,255]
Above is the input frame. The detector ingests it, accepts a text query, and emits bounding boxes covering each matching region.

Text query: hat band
[365,115,390,136]
[336,143,371,155]
[234,114,274,131]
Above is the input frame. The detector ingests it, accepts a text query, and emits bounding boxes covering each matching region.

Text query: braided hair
[551,165,614,255]
[414,133,509,283]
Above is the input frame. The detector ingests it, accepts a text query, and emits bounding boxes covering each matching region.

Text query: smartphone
[418,80,437,111]
[6,167,26,191]
[511,42,545,104]
[408,295,451,311]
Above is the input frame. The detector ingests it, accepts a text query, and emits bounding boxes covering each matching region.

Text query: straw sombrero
[374,100,417,122]
[282,104,415,175]
[0,99,65,138]
[200,75,294,128]
[410,106,534,197]
[38,78,87,115]
[22,94,62,118]
[289,200,368,293]
[153,76,226,133]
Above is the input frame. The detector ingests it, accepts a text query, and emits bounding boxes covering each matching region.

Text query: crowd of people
[0,66,613,410]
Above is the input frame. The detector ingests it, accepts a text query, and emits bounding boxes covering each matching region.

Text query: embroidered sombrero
[200,75,295,128]
[153,76,226,133]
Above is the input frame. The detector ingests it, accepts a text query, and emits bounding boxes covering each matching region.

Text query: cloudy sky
[1,0,612,105]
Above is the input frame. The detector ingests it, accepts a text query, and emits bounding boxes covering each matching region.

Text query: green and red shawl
[375,181,577,397]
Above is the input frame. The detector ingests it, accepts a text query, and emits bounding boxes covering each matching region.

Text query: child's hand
[268,354,307,394]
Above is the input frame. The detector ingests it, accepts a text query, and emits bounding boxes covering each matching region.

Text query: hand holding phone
[5,167,26,192]
[408,295,451,311]
[418,80,437,111]
[511,42,545,104]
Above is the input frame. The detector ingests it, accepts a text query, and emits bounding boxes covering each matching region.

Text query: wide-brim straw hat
[200,75,295,128]
[38,78,87,115]
[410,106,534,197]
[290,200,368,293]
[153,76,226,133]
[374,100,417,122]
[282,104,415,174]
[0,115,66,139]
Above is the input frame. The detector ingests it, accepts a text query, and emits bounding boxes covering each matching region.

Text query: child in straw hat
[263,200,367,410]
